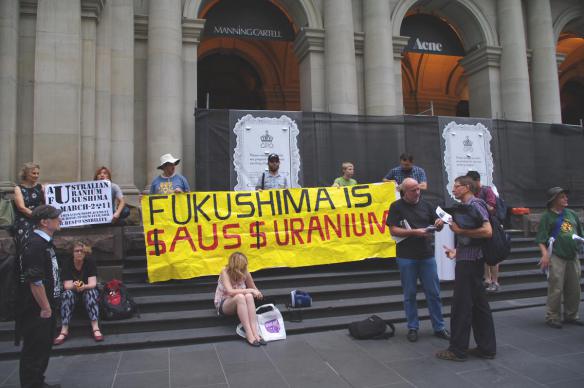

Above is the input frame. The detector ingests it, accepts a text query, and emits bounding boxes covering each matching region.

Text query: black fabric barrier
[195,109,584,208]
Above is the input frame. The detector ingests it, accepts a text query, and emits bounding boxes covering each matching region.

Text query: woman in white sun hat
[149,153,190,194]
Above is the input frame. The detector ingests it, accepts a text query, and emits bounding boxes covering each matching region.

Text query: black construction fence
[195,109,584,209]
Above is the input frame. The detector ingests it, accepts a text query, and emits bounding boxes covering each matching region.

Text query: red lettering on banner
[323,214,342,240]
[223,223,242,249]
[250,221,267,248]
[369,210,388,234]
[351,213,367,236]
[289,218,305,245]
[197,224,219,251]
[307,216,325,243]
[274,219,290,245]
[170,226,196,252]
[146,229,166,255]
[344,214,351,237]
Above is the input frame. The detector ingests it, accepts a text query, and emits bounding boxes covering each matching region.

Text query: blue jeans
[396,257,445,332]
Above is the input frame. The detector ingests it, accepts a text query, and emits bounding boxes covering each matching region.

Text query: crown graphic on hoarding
[463,136,473,147]
[260,131,273,142]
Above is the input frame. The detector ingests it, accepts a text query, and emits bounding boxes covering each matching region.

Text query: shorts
[216,298,227,316]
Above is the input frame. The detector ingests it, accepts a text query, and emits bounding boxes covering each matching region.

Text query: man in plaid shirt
[383,153,428,190]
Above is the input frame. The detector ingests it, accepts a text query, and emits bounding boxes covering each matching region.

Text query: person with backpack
[436,176,496,362]
[535,187,583,329]
[53,241,103,345]
[467,171,502,293]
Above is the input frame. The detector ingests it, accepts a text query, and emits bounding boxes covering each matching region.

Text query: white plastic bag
[256,304,286,342]
[235,304,287,342]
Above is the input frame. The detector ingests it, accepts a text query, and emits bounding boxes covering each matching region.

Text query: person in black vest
[16,205,62,388]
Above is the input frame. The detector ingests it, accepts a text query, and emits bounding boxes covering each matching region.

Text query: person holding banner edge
[149,153,190,195]
[94,166,128,224]
[387,178,449,343]
[214,252,266,347]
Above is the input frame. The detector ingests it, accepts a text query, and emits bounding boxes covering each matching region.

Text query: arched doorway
[557,33,584,125]
[400,13,468,116]
[198,53,265,110]
[197,0,300,111]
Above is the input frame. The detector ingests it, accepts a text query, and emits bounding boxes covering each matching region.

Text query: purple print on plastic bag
[264,319,281,333]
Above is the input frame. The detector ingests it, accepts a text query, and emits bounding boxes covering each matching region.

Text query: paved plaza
[1,305,584,388]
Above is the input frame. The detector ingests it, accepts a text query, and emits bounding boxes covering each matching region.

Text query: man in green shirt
[535,187,584,329]
[332,162,357,187]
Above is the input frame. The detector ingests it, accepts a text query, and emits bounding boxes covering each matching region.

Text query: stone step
[0,295,570,361]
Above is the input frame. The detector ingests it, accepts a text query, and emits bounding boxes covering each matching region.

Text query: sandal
[53,332,68,346]
[92,329,104,342]
[435,349,467,362]
[258,337,267,346]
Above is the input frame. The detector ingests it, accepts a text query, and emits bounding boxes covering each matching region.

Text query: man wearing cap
[535,187,583,329]
[255,153,288,190]
[149,153,190,194]
[16,205,62,388]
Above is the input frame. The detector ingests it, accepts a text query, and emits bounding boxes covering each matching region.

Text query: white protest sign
[45,180,113,227]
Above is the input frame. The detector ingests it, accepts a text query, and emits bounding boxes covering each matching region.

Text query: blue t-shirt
[149,174,190,194]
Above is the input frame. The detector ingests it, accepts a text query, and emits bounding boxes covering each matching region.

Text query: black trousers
[449,260,496,357]
[19,313,55,388]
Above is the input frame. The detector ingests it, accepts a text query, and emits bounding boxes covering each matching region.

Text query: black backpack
[348,315,395,339]
[482,212,511,265]
[100,279,138,320]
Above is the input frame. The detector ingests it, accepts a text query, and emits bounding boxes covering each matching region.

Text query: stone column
[111,0,137,192]
[393,36,409,115]
[182,19,205,189]
[293,28,325,112]
[460,46,503,118]
[80,0,102,180]
[0,0,19,190]
[527,0,562,123]
[323,0,358,115]
[146,0,183,184]
[33,0,82,181]
[363,0,397,116]
[497,0,532,121]
[95,0,111,168]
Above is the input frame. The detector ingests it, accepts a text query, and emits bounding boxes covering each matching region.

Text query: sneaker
[406,329,418,342]
[435,349,467,362]
[434,329,451,340]
[563,318,584,326]
[486,283,500,293]
[546,320,563,329]
[467,347,496,359]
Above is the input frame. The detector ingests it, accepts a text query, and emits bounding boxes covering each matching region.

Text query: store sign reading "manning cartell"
[212,25,284,39]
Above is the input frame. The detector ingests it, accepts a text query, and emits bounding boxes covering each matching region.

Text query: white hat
[157,153,180,169]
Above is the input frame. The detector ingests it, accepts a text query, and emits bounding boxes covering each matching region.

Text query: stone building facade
[0,0,583,195]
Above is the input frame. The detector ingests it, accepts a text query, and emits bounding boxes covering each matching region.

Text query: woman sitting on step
[214,252,265,347]
[54,241,103,345]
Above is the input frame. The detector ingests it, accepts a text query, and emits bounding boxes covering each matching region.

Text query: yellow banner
[141,183,396,282]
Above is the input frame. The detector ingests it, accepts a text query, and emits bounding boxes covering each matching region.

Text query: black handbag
[348,315,395,339]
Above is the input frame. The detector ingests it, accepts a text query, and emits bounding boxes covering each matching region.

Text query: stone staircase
[0,227,582,360]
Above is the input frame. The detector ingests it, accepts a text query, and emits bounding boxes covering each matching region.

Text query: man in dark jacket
[17,205,62,388]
